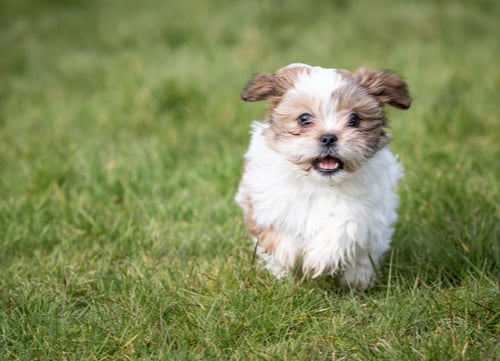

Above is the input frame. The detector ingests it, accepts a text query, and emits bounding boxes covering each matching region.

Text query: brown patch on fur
[242,195,282,254]
[268,92,317,139]
[332,85,390,153]
[332,86,384,121]
[241,65,311,109]
[349,68,412,109]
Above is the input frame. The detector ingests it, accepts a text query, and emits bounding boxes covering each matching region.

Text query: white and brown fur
[235,63,411,289]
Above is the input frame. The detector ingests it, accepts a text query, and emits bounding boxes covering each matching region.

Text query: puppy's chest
[254,185,360,238]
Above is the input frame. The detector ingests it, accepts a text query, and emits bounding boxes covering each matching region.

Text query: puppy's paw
[339,263,375,290]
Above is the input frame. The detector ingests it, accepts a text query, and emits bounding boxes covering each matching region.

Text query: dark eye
[297,113,313,127]
[347,112,360,128]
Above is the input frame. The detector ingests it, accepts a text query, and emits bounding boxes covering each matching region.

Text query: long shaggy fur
[236,64,411,289]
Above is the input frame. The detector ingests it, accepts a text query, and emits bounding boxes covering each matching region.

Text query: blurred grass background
[0,0,499,360]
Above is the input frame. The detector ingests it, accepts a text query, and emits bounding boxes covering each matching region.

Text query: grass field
[1,0,499,359]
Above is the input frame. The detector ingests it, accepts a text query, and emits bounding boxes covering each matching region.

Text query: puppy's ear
[241,73,276,102]
[352,69,411,109]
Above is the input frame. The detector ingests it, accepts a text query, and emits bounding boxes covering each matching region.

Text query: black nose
[319,134,338,147]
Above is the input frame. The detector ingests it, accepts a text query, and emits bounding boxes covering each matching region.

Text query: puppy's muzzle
[319,133,338,148]
[314,134,344,174]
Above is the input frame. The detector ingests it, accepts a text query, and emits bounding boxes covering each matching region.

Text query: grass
[0,0,499,359]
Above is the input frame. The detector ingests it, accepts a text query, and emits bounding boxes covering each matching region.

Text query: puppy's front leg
[339,253,378,290]
[254,234,299,279]
[244,214,299,278]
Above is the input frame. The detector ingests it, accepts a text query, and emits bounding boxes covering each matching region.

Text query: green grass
[1,0,499,359]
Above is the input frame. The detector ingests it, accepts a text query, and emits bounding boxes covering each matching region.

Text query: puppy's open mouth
[313,156,344,175]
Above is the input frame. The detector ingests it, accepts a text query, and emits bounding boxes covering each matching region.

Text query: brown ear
[241,65,310,102]
[352,69,411,109]
[241,73,276,102]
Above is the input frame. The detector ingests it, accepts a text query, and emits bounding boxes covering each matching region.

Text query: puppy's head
[241,63,411,181]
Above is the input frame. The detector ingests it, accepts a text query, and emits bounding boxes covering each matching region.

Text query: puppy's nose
[319,134,338,147]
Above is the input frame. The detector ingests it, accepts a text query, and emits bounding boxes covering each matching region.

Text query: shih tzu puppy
[235,63,411,289]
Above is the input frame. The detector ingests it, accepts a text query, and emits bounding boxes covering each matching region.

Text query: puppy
[235,63,411,289]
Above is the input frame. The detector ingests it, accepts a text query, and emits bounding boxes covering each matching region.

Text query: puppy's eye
[347,112,360,128]
[297,113,313,127]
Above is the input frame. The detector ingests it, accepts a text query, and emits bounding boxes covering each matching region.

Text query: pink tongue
[320,157,339,170]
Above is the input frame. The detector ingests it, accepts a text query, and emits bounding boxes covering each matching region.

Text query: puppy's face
[242,64,411,181]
